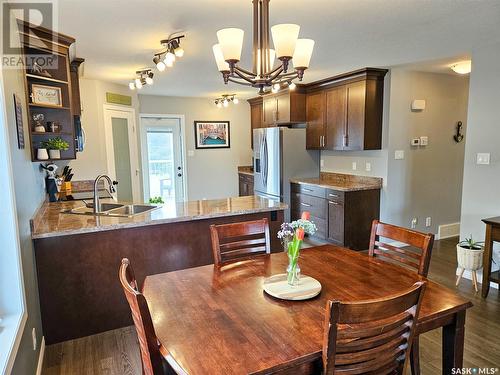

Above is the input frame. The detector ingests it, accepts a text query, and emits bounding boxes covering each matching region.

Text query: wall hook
[454,121,464,143]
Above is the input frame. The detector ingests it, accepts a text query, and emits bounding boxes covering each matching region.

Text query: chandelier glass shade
[213,0,314,94]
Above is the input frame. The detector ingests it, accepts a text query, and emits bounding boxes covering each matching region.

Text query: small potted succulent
[41,137,69,159]
[457,236,484,273]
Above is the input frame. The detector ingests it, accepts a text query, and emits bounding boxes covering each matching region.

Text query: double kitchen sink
[63,202,159,217]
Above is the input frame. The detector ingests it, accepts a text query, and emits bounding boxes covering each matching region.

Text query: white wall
[138,95,252,200]
[321,69,469,235]
[460,42,500,267]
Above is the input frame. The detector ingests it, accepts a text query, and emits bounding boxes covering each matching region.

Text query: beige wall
[321,69,469,235]
[138,95,252,200]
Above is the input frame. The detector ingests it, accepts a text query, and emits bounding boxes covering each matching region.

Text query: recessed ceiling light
[451,60,471,74]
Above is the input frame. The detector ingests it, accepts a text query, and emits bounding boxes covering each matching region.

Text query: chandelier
[213,0,314,94]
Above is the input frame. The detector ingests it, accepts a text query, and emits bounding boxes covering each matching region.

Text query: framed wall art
[194,121,230,149]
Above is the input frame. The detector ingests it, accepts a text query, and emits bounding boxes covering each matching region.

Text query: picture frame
[13,94,25,149]
[194,121,230,149]
[30,84,62,107]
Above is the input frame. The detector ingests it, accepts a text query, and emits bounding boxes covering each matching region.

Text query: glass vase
[286,254,301,286]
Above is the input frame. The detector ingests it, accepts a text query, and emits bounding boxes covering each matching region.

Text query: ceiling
[58,0,500,99]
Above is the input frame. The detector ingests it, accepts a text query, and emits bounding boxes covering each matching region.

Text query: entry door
[141,117,185,203]
[103,107,140,202]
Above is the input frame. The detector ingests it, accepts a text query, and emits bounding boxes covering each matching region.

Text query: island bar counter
[31,196,286,344]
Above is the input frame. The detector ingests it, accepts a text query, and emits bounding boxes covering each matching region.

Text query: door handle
[177,173,182,177]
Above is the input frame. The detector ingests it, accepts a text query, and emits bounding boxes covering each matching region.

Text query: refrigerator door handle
[262,133,269,186]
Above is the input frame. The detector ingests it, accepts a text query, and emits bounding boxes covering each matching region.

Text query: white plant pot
[37,148,49,160]
[456,244,484,271]
[48,149,61,159]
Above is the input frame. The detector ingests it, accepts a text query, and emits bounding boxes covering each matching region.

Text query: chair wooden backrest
[369,220,435,277]
[210,218,271,266]
[322,281,426,375]
[119,259,164,375]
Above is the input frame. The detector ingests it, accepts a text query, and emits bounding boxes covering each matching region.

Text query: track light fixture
[152,34,185,72]
[129,69,154,90]
[214,94,238,108]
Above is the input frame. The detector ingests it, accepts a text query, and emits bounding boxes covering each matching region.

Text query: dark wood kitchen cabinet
[261,90,306,126]
[305,91,326,149]
[248,97,263,148]
[290,182,380,250]
[239,173,254,196]
[305,68,387,151]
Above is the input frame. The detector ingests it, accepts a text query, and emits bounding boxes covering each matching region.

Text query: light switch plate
[187,150,195,157]
[420,136,429,146]
[476,153,490,165]
[352,162,357,171]
[320,159,324,168]
[365,162,371,172]
[395,150,405,160]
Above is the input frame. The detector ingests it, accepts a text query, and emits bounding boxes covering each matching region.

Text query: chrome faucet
[93,175,117,214]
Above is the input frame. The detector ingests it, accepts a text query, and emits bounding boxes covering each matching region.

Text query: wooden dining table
[143,245,473,374]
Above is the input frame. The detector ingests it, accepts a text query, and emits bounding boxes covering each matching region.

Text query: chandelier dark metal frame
[214,0,314,94]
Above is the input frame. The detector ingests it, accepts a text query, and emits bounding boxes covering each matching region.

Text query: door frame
[139,113,188,201]
[103,104,140,201]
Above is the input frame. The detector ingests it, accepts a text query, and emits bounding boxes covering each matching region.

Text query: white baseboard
[438,222,460,240]
[35,336,45,375]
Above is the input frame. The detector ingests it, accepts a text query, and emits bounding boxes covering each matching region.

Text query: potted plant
[41,137,69,159]
[456,236,484,291]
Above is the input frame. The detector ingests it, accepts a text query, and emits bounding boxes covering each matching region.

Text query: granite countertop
[238,165,254,176]
[31,195,287,239]
[290,172,383,192]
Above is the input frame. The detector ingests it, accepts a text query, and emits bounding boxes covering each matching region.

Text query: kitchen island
[31,195,286,344]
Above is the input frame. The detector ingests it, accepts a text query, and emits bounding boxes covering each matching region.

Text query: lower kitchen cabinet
[290,182,380,250]
[239,173,254,196]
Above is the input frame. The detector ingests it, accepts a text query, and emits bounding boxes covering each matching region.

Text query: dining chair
[322,281,426,375]
[368,220,435,277]
[368,220,434,375]
[210,218,271,266]
[119,258,186,375]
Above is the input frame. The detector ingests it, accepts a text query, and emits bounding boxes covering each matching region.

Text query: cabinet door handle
[328,193,339,198]
[300,202,312,207]
[302,188,313,192]
[329,201,339,205]
[319,135,322,148]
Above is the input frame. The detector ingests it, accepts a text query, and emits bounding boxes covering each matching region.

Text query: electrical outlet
[320,159,324,168]
[187,150,195,157]
[365,162,371,172]
[411,217,418,229]
[476,153,490,165]
[395,150,405,160]
[32,328,37,351]
[352,162,357,171]
[425,217,432,227]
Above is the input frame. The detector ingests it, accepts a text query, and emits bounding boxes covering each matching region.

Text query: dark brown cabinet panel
[328,200,344,244]
[248,97,263,149]
[305,68,387,151]
[325,86,347,150]
[238,173,254,196]
[305,91,326,149]
[263,96,276,126]
[290,182,380,250]
[276,92,291,123]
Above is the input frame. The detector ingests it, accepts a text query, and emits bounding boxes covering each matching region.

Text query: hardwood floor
[42,237,499,375]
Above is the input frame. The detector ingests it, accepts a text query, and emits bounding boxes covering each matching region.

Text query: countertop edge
[32,204,287,240]
[290,179,382,192]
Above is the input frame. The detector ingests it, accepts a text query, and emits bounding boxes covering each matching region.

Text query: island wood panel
[34,210,284,344]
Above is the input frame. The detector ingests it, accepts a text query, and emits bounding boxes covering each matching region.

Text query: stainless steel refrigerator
[253,127,320,221]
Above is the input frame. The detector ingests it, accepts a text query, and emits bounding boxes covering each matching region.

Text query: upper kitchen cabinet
[248,97,263,149]
[262,89,306,126]
[306,68,388,151]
